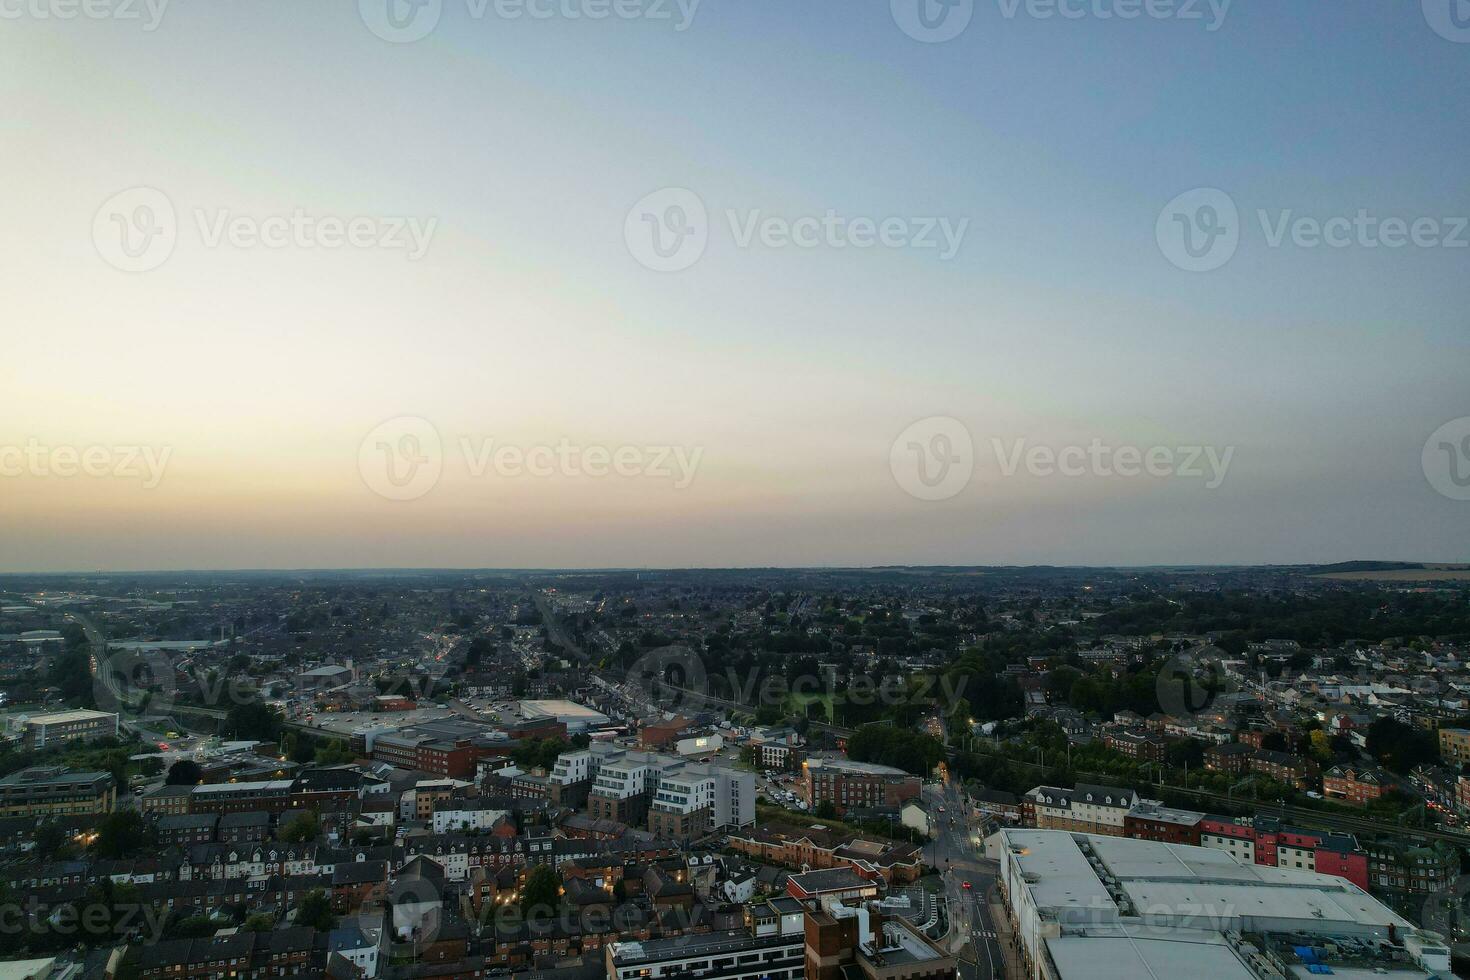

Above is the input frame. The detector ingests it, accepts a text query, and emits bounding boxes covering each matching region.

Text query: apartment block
[1439,727,1470,766]
[803,758,920,817]
[1022,783,1138,836]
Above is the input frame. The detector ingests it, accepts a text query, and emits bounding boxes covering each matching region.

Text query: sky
[0,0,1467,571]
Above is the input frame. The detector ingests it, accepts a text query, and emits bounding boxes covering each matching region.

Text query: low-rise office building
[0,767,116,817]
[20,709,119,750]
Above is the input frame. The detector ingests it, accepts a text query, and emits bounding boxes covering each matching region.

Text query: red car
[962,881,973,890]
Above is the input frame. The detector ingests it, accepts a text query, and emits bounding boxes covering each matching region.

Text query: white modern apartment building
[648,759,754,841]
[549,749,593,786]
[563,742,754,837]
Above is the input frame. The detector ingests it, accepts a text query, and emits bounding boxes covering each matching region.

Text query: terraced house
[1022,783,1138,836]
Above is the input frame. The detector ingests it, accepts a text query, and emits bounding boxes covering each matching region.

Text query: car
[938,805,946,813]
[962,881,972,890]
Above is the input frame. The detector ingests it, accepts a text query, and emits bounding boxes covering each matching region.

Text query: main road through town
[923,767,1011,980]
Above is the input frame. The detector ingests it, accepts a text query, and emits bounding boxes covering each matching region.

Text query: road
[925,769,1008,980]
[533,592,588,663]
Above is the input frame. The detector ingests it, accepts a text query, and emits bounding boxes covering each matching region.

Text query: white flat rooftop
[1047,931,1255,980]
[1001,830,1421,980]
[27,709,117,725]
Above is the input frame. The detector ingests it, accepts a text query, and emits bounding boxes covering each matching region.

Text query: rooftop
[998,830,1438,980]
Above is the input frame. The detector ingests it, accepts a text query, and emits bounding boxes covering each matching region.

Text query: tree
[166,759,204,785]
[313,739,354,765]
[279,811,321,843]
[166,914,219,939]
[1366,717,1438,773]
[814,801,838,820]
[512,738,568,772]
[520,864,560,917]
[846,725,944,776]
[92,810,151,859]
[1308,729,1333,763]
[294,889,336,931]
[1260,731,1288,753]
[242,913,275,932]
[224,700,283,741]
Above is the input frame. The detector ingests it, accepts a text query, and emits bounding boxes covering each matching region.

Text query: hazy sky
[1,0,1467,571]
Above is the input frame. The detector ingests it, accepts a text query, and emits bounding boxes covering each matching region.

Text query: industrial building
[990,828,1450,980]
[519,699,610,733]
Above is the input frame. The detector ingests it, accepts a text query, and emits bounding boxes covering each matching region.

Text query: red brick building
[803,758,920,816]
[1196,815,1368,891]
[1123,801,1201,845]
[1323,765,1391,806]
[1103,727,1167,762]
[1204,742,1254,774]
